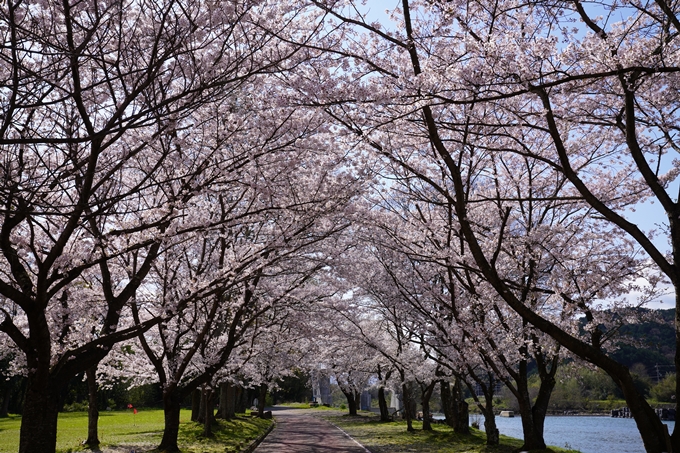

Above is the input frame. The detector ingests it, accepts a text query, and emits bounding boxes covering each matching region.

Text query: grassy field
[0,410,272,453]
[325,412,582,453]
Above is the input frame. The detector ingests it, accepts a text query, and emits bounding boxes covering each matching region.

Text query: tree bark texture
[378,385,390,421]
[85,366,100,448]
[452,379,469,434]
[18,374,60,453]
[257,384,267,417]
[203,388,215,437]
[235,386,247,414]
[197,387,207,424]
[0,378,12,418]
[219,382,236,419]
[191,388,200,422]
[441,380,455,428]
[421,380,436,431]
[402,382,414,432]
[341,388,358,416]
[159,389,182,453]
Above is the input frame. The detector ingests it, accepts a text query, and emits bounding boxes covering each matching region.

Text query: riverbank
[324,412,580,453]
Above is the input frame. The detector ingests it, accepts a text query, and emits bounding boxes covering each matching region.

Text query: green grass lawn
[0,410,272,453]
[325,413,582,453]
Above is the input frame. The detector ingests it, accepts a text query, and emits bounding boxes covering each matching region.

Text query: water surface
[472,415,674,453]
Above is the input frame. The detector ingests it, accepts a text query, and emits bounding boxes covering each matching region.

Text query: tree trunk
[0,377,12,418]
[483,408,499,446]
[465,378,497,445]
[197,387,207,424]
[84,366,100,448]
[226,383,236,419]
[341,388,358,415]
[158,388,182,453]
[203,388,215,437]
[515,375,546,451]
[670,281,680,453]
[402,382,414,432]
[616,370,670,453]
[421,380,436,431]
[440,380,455,428]
[479,387,498,445]
[456,399,470,433]
[532,363,557,449]
[219,382,236,419]
[191,388,200,422]
[216,383,225,419]
[257,383,267,417]
[19,374,60,453]
[452,378,469,434]
[235,386,247,414]
[378,385,390,421]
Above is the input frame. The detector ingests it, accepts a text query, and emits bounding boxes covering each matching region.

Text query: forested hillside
[608,308,675,376]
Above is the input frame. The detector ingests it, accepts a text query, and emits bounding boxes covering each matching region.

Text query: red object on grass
[133,408,138,414]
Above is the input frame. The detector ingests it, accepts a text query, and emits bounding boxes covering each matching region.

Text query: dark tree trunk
[512,349,558,451]
[197,387,207,424]
[674,284,680,452]
[532,360,558,449]
[516,376,546,450]
[402,382,414,432]
[440,380,455,428]
[19,373,61,453]
[158,387,182,453]
[341,388,358,415]
[216,383,225,419]
[257,383,267,417]
[465,377,497,445]
[452,378,469,434]
[616,370,670,453]
[455,399,470,433]
[226,383,236,418]
[191,388,200,422]
[378,385,390,421]
[203,388,215,437]
[483,407,499,446]
[0,377,12,418]
[236,386,247,414]
[219,382,236,419]
[478,390,498,445]
[421,380,436,431]
[84,366,100,448]
[377,366,391,422]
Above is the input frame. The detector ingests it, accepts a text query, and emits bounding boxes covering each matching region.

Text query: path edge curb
[241,419,275,453]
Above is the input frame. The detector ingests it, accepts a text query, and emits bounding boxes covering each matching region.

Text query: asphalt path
[253,407,370,453]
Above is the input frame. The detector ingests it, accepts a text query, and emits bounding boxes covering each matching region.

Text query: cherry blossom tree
[294,1,676,450]
[323,255,442,430]
[0,1,327,452]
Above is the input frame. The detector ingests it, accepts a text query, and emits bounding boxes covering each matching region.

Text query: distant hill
[608,308,675,378]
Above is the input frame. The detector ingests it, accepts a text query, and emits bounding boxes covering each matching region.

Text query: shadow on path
[253,407,369,453]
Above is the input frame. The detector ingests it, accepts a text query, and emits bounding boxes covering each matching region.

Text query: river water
[472,415,674,453]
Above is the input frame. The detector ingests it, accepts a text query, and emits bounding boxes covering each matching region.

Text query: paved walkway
[253,407,369,453]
